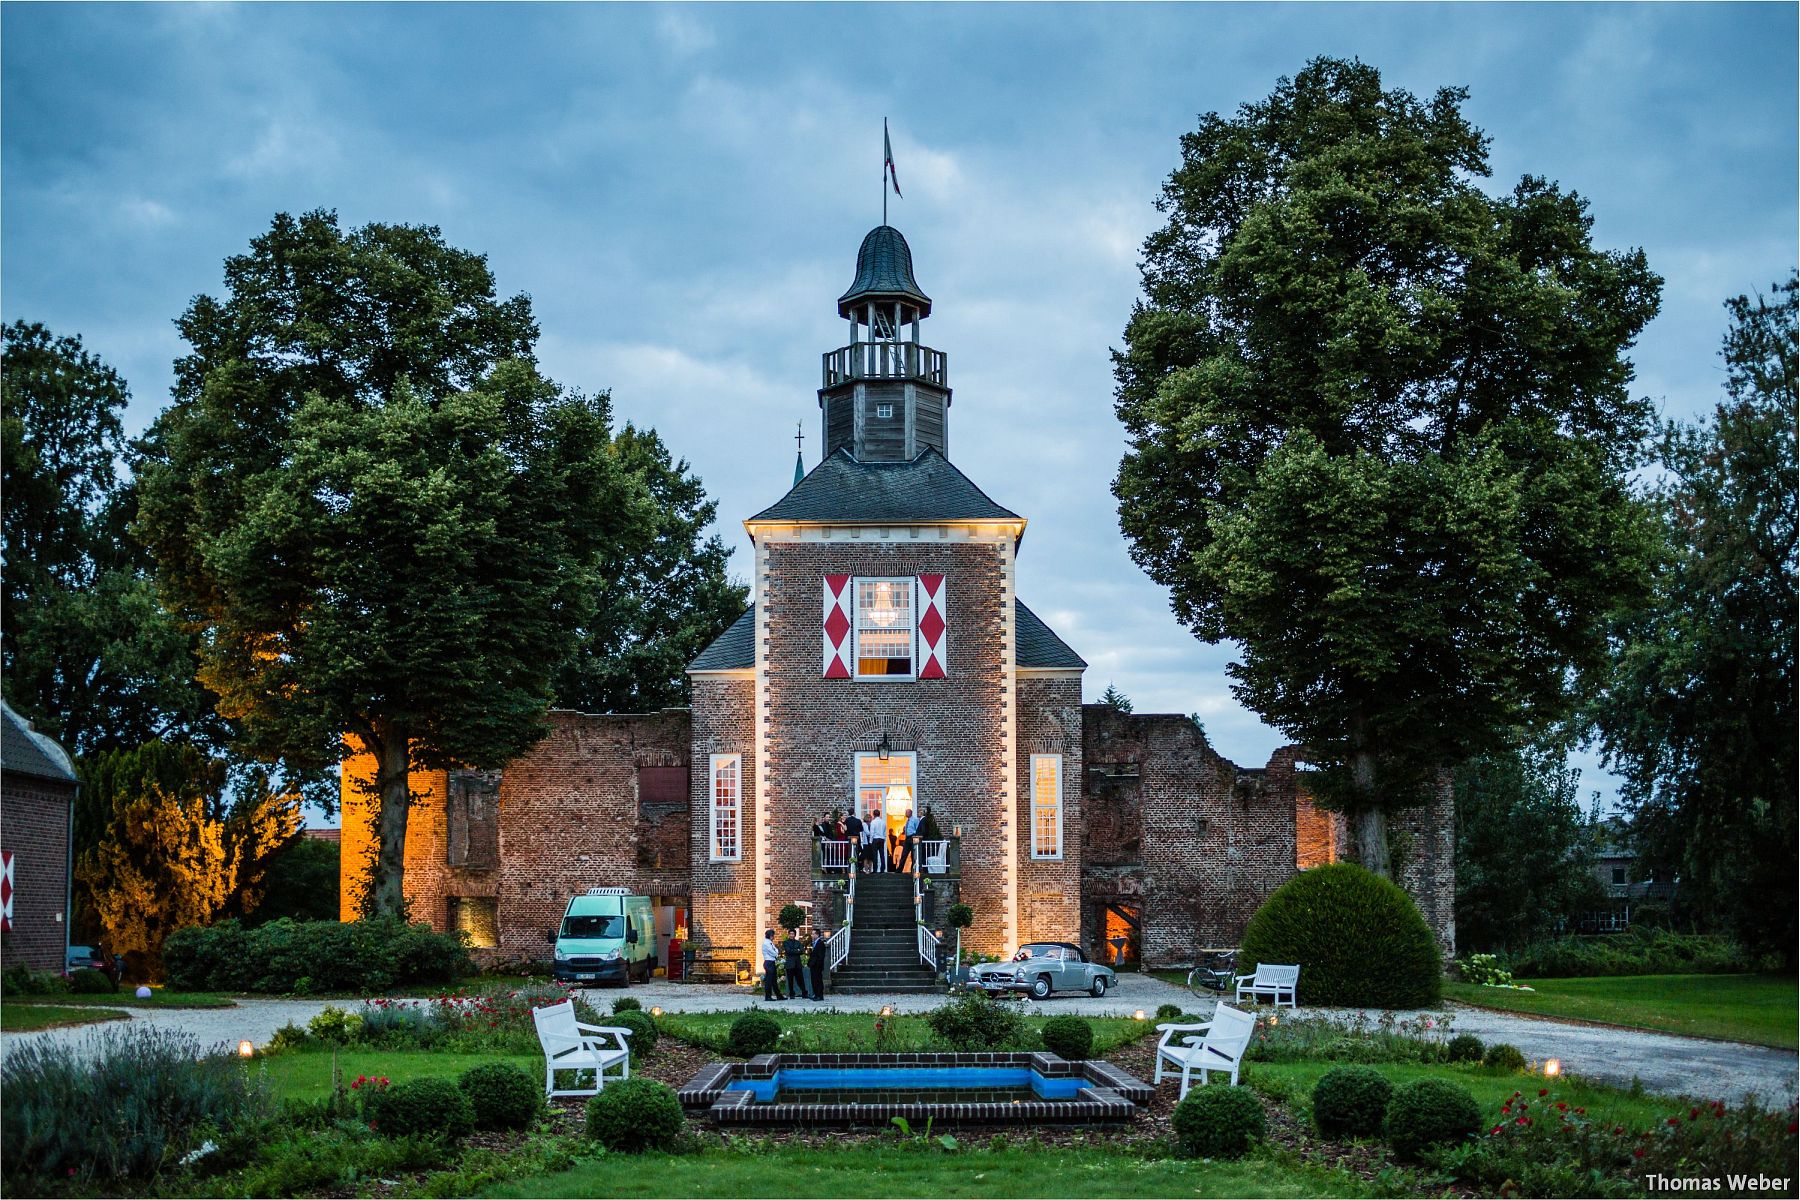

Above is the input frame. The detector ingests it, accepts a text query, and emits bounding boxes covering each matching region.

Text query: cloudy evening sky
[5,3,1795,808]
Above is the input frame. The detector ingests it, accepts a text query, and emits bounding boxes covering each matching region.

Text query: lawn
[1249,1059,1679,1130]
[252,1049,541,1100]
[483,1143,1368,1199]
[5,987,237,1009]
[1444,973,1799,1049]
[0,1002,130,1031]
[655,1008,1159,1054]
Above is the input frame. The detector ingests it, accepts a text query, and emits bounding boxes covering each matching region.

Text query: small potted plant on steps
[944,903,975,987]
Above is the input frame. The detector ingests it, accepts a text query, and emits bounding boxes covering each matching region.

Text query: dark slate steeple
[819,225,951,463]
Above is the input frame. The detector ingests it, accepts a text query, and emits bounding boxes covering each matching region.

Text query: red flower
[1575,1107,1585,1115]
[1538,1088,1548,1097]
[1689,1107,1700,1121]
[1555,1103,1568,1111]
[1502,1105,1513,1115]
[1634,1149,1645,1159]
[1490,1126,1504,1136]
[1667,1117,1681,1127]
[1613,1126,1625,1136]
[1515,1116,1531,1126]
[1789,1122,1799,1134]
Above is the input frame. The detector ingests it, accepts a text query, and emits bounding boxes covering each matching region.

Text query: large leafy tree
[1,322,217,754]
[1114,59,1661,873]
[551,423,747,713]
[136,211,653,916]
[1593,275,1797,961]
[1453,746,1603,954]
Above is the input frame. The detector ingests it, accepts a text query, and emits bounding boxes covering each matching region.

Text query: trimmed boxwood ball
[1311,1066,1393,1138]
[1155,1003,1184,1021]
[1171,1085,1266,1158]
[1383,1078,1481,1161]
[611,1009,658,1057]
[585,1078,685,1153]
[727,1012,781,1057]
[1237,863,1442,1008]
[611,996,642,1013]
[458,1062,540,1131]
[364,1076,475,1142]
[68,968,115,995]
[1445,1033,1485,1063]
[1483,1042,1526,1072]
[1039,1016,1093,1061]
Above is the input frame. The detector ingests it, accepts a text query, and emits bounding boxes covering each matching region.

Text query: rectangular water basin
[679,1053,1153,1126]
[726,1066,1086,1105]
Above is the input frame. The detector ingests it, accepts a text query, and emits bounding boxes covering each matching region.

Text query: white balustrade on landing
[819,839,854,872]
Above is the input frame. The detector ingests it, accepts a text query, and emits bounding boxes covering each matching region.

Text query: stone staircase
[830,871,940,994]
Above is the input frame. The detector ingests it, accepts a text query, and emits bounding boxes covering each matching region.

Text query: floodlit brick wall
[339,709,694,964]
[1079,707,1454,965]
[1016,675,1083,945]
[760,538,1012,955]
[689,674,756,955]
[0,775,74,973]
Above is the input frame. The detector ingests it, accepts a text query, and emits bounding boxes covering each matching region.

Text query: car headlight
[601,950,622,961]
[1014,968,1026,981]
[553,949,569,962]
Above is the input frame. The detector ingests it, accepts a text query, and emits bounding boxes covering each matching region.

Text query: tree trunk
[1348,733,1390,878]
[371,722,412,919]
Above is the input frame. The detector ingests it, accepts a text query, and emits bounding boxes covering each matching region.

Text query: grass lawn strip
[1443,973,1798,1050]
[481,1143,1366,1199]
[254,1049,542,1100]
[0,1002,131,1031]
[5,988,238,1010]
[655,1009,1156,1054]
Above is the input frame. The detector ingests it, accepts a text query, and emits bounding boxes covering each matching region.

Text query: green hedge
[1503,929,1752,979]
[162,917,472,993]
[1239,863,1443,1008]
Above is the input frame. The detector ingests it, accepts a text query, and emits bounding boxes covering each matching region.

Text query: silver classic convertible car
[969,942,1117,999]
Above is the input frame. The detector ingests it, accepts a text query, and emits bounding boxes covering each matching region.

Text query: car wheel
[1031,974,1053,1000]
[1090,976,1108,998]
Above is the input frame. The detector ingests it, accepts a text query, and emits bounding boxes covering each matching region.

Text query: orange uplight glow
[1544,1059,1562,1078]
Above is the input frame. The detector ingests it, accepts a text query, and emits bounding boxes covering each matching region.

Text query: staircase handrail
[828,866,855,973]
[912,849,940,973]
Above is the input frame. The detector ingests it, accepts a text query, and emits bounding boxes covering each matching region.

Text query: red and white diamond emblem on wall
[917,574,946,679]
[1,850,13,932]
[823,575,853,678]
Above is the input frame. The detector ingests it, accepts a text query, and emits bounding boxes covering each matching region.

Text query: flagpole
[882,118,888,226]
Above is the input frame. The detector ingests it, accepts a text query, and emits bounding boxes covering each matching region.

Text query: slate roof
[749,448,1020,527]
[838,225,932,319]
[1,699,77,784]
[687,600,1085,673]
[688,606,756,671]
[1016,601,1087,670]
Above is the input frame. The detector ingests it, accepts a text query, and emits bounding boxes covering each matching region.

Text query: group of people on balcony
[812,807,928,874]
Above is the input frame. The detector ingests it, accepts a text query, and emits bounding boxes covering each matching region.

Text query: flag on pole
[884,119,903,199]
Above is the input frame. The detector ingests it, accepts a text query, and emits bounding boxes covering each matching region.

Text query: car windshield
[560,914,624,939]
[1015,945,1058,960]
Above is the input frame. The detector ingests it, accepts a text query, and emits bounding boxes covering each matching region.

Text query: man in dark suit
[843,810,865,873]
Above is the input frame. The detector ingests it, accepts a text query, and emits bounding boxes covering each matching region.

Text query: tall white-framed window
[709,753,742,862]
[1030,753,1063,860]
[854,752,917,833]
[853,577,915,678]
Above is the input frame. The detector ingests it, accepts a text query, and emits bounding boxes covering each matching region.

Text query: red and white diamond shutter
[1,851,13,932]
[823,575,853,678]
[917,574,947,679]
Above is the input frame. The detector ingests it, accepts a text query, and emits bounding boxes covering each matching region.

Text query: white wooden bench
[1234,962,1300,1009]
[532,998,632,1098]
[1154,1003,1257,1096]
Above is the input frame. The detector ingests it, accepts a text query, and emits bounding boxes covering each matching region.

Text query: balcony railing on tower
[821,341,947,388]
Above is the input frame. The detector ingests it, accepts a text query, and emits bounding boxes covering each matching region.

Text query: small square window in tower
[854,578,914,677]
[875,403,893,419]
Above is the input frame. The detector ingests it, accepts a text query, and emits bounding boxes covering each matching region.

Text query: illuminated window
[1031,754,1062,860]
[447,896,499,949]
[855,752,916,829]
[854,578,914,678]
[710,754,742,862]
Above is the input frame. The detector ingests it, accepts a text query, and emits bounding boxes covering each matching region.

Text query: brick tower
[685,224,1087,961]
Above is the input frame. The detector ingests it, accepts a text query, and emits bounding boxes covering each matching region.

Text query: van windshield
[560,914,624,940]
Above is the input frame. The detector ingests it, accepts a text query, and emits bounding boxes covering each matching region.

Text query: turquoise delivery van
[549,888,656,985]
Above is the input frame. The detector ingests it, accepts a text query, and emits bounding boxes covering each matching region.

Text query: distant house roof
[749,448,1020,528]
[687,600,1085,673]
[303,827,343,843]
[688,606,756,672]
[0,700,77,785]
[1016,601,1087,670]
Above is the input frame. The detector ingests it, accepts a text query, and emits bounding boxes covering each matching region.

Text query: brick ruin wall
[340,709,693,965]
[1015,675,1084,947]
[0,776,74,973]
[1079,706,1454,966]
